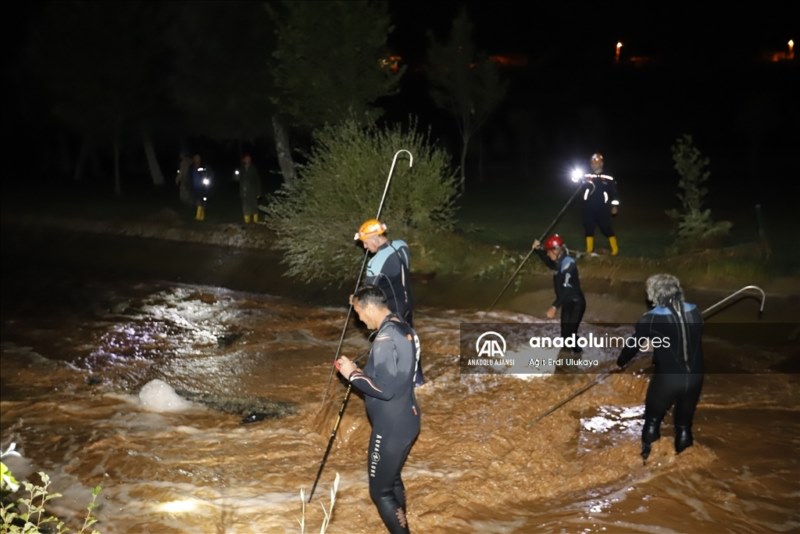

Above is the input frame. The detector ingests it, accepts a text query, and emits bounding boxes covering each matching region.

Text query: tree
[266,118,458,284]
[28,1,172,195]
[666,134,732,250]
[268,0,404,187]
[425,7,508,193]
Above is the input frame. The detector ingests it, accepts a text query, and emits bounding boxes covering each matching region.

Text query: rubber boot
[675,425,693,454]
[641,417,661,461]
[195,205,204,221]
[609,235,619,256]
[586,236,594,254]
[253,213,259,223]
[244,214,251,224]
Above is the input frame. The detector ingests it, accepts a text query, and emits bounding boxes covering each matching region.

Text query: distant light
[571,168,584,182]
[198,167,205,172]
[202,178,210,186]
[615,42,623,64]
[790,40,795,59]
[234,170,240,176]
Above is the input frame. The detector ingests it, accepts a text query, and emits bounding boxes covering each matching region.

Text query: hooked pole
[526,285,767,427]
[488,181,584,311]
[320,150,413,406]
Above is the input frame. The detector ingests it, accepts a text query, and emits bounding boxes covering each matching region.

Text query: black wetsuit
[366,240,425,386]
[617,301,704,453]
[534,249,586,352]
[348,315,421,533]
[580,172,619,239]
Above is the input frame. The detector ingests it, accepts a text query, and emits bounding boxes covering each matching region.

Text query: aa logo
[475,331,506,358]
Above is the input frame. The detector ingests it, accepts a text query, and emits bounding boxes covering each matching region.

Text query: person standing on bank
[355,218,424,386]
[616,273,704,461]
[236,152,262,224]
[336,285,421,534]
[532,234,586,354]
[580,152,620,255]
[190,153,212,221]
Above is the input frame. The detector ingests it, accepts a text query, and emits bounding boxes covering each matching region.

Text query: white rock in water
[139,379,195,412]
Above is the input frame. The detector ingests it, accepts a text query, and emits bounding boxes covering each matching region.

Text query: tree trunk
[459,132,470,193]
[113,131,122,197]
[142,124,165,186]
[272,115,297,187]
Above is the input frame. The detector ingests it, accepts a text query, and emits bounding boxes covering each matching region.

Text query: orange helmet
[354,218,387,241]
[544,234,564,251]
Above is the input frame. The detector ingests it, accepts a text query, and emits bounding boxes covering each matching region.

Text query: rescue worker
[355,219,424,386]
[617,273,704,461]
[579,152,620,255]
[236,152,262,224]
[190,153,212,221]
[336,285,421,534]
[532,234,586,354]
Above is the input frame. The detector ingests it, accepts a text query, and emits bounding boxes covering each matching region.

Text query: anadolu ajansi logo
[475,331,507,358]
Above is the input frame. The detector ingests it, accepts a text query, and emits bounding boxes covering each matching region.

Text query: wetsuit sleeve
[533,247,556,270]
[552,257,579,309]
[348,331,401,401]
[607,177,620,206]
[617,315,650,368]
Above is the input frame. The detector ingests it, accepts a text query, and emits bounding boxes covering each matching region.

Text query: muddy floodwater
[1,229,799,533]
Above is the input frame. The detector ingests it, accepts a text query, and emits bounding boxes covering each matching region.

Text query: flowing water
[1,231,798,533]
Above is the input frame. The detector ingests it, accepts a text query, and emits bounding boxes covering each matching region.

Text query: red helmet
[544,234,564,251]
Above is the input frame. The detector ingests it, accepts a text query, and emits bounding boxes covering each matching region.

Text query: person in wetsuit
[532,234,586,354]
[336,285,421,534]
[617,273,704,461]
[355,218,424,386]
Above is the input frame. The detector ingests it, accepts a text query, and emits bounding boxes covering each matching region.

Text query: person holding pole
[336,285,421,534]
[579,152,620,255]
[354,218,424,386]
[616,273,704,461]
[532,234,586,354]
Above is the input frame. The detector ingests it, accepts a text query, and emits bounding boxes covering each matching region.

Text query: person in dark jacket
[617,273,704,461]
[336,285,421,534]
[532,234,586,354]
[236,152,262,224]
[579,152,620,255]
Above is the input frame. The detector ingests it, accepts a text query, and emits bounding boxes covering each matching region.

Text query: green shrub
[666,134,732,251]
[1,443,101,533]
[266,118,459,284]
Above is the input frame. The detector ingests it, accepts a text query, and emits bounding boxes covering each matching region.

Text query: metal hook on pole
[320,149,414,406]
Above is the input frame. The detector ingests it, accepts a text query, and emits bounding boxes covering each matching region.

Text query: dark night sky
[3,1,798,201]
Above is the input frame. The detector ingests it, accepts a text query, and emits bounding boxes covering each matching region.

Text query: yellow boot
[196,205,205,221]
[252,213,259,223]
[244,214,251,224]
[586,236,594,254]
[609,236,619,256]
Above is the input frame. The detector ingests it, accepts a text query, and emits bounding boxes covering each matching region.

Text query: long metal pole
[320,150,413,405]
[488,181,584,311]
[526,285,766,427]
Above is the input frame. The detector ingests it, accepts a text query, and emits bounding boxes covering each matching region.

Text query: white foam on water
[138,379,198,412]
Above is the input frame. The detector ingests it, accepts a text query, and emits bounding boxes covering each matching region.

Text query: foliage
[269,0,403,131]
[298,473,339,533]
[666,134,732,250]
[166,1,276,141]
[426,7,508,192]
[266,118,459,284]
[1,443,101,533]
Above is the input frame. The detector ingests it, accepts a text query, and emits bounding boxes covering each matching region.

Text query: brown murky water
[1,231,799,533]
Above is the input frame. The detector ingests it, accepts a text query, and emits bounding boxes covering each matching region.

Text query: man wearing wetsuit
[336,285,421,534]
[355,218,425,386]
[617,273,704,461]
[532,234,586,354]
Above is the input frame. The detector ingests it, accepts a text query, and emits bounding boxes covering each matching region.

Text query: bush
[666,134,732,251]
[266,118,459,284]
